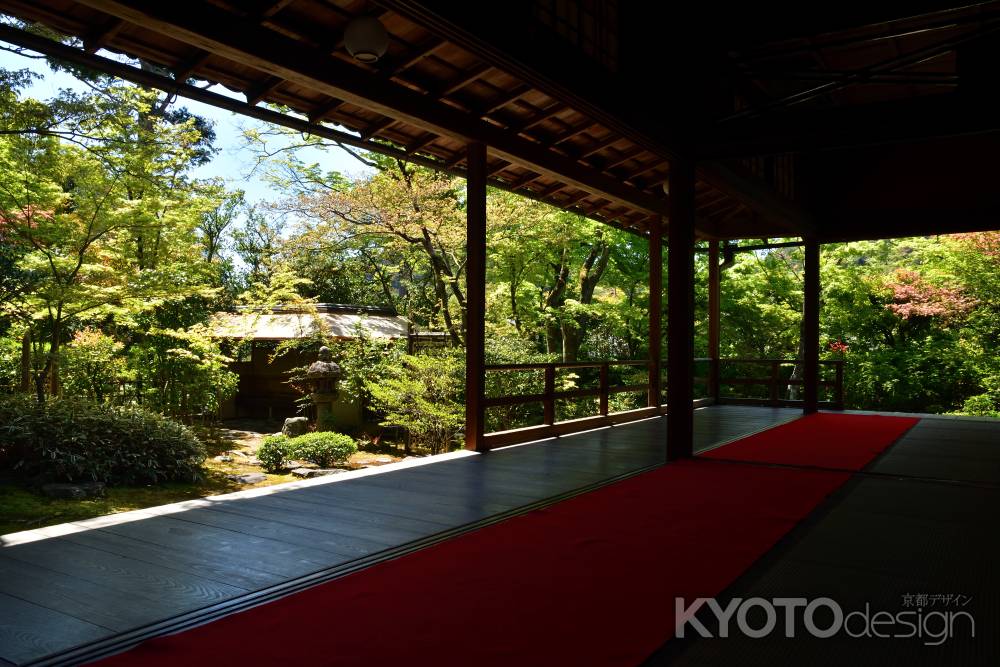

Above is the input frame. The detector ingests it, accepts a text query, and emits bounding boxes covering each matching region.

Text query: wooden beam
[245,75,284,106]
[802,239,820,414]
[173,50,211,81]
[648,220,663,407]
[666,160,696,460]
[307,97,344,123]
[75,0,667,216]
[600,146,645,172]
[479,85,531,115]
[486,160,510,176]
[707,240,721,402]
[723,21,1000,121]
[699,93,1000,159]
[698,161,815,236]
[258,0,296,19]
[0,24,648,242]
[381,38,445,77]
[405,132,438,155]
[83,17,124,53]
[579,133,623,160]
[438,62,492,96]
[465,142,488,451]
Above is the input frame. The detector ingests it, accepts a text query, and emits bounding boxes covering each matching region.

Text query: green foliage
[257,432,358,471]
[0,394,205,485]
[288,432,357,467]
[960,394,999,418]
[369,351,464,454]
[257,434,289,473]
[0,335,21,393]
[0,68,228,402]
[61,328,125,403]
[128,325,238,421]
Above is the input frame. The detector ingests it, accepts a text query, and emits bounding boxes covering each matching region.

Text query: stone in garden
[291,468,346,478]
[282,416,310,437]
[41,481,105,499]
[227,472,267,484]
[213,455,233,462]
[246,457,262,466]
[375,456,393,463]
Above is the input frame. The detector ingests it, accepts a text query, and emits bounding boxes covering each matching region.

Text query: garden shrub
[369,351,464,454]
[961,393,1000,418]
[0,395,205,485]
[288,432,357,468]
[257,434,289,473]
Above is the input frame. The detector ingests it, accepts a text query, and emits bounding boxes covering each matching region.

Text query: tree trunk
[543,250,570,357]
[20,330,31,393]
[560,236,611,363]
[787,310,806,400]
[509,265,521,332]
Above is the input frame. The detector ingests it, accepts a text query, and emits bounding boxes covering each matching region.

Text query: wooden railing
[481,357,845,449]
[482,360,658,448]
[698,358,844,410]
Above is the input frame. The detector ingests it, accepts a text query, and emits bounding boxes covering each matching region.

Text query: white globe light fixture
[344,15,389,63]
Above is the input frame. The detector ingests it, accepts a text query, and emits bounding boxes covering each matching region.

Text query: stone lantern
[304,346,342,430]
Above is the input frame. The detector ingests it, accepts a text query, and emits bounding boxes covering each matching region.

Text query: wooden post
[835,360,845,410]
[648,220,663,408]
[543,364,555,425]
[667,161,696,460]
[599,362,610,416]
[803,238,820,414]
[465,141,487,450]
[770,360,780,406]
[707,240,721,402]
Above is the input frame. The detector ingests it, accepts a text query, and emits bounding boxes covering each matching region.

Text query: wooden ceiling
[3,1,996,241]
[0,0,693,235]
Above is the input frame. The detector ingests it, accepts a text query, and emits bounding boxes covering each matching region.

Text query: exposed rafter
[67,0,666,215]
[0,24,644,239]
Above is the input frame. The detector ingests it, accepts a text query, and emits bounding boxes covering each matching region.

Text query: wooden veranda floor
[0,405,797,666]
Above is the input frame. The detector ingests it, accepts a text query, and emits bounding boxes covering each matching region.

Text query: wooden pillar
[707,240,721,402]
[648,220,663,408]
[465,142,487,450]
[667,161,696,460]
[803,238,820,414]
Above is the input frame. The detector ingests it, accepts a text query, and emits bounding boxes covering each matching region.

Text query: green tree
[369,351,464,454]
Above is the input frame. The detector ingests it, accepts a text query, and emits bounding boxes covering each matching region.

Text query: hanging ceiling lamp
[344,15,389,64]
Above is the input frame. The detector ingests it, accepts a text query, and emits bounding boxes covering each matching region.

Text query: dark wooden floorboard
[59,529,286,591]
[0,538,247,609]
[0,594,111,666]
[868,415,1000,484]
[0,405,798,665]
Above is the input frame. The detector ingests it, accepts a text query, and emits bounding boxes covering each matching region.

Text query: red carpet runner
[700,412,918,470]
[96,413,914,666]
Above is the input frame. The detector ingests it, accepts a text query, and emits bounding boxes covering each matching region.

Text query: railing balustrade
[482,357,845,448]
[697,357,845,410]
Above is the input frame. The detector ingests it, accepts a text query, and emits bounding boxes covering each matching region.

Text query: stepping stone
[227,473,267,484]
[41,482,105,499]
[291,468,347,479]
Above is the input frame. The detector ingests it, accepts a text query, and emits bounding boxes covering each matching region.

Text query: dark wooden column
[465,142,487,450]
[707,240,721,402]
[648,220,663,408]
[667,161,696,460]
[802,238,820,414]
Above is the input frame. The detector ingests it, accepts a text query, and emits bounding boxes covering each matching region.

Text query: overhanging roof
[0,0,811,240]
[3,1,999,242]
[211,307,409,340]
